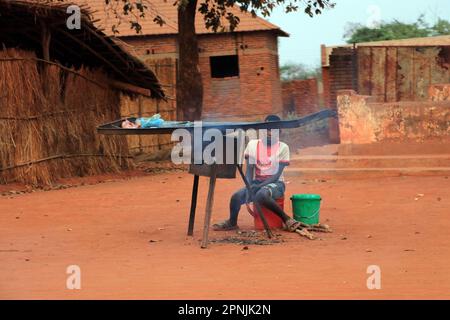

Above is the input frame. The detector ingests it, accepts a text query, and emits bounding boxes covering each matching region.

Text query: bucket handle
[300,209,320,220]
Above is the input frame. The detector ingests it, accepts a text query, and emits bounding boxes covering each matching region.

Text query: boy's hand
[249,183,261,195]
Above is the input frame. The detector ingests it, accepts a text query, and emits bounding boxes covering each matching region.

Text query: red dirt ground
[1,171,449,299]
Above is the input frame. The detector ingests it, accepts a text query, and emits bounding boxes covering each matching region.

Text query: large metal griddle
[97,109,336,135]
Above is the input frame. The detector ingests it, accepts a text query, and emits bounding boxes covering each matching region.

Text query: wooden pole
[40,21,51,95]
[201,164,217,248]
[58,29,135,85]
[108,80,152,97]
[41,21,51,61]
[187,175,199,236]
[138,95,144,154]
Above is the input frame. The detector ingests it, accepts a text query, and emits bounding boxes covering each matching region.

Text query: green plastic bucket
[291,194,321,225]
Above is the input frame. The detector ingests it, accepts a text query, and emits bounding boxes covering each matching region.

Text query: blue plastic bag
[137,114,164,128]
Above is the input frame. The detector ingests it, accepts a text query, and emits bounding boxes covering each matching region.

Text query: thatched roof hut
[0,0,165,98]
[0,0,165,185]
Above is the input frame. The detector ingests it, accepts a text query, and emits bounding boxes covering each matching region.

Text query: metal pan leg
[187,175,199,236]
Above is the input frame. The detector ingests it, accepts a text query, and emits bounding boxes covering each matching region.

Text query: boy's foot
[285,218,303,232]
[212,220,238,231]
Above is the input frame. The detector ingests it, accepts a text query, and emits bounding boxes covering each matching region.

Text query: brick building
[321,35,450,108]
[86,0,288,121]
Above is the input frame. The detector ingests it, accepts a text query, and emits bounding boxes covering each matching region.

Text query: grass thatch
[0,48,133,186]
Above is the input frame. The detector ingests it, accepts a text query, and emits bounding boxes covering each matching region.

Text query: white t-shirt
[244,139,290,181]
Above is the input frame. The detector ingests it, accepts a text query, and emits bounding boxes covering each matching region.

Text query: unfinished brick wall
[120,31,283,121]
[329,47,357,108]
[337,90,450,144]
[281,79,320,116]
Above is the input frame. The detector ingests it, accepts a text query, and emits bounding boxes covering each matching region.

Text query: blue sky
[266,0,450,67]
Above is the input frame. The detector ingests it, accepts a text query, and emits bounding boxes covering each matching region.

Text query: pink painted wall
[337,89,450,144]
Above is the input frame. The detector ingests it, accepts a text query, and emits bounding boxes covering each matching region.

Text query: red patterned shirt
[244,139,290,181]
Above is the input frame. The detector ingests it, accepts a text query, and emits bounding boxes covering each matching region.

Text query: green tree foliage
[280,63,321,81]
[430,18,450,36]
[345,15,450,44]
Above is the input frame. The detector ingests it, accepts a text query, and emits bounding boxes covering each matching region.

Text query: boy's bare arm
[252,163,288,189]
[244,159,255,182]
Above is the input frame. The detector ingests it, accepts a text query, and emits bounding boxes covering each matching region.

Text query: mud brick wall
[337,90,450,144]
[282,79,320,117]
[120,31,283,121]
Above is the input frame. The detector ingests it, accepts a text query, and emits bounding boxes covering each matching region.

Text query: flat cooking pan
[96,109,337,135]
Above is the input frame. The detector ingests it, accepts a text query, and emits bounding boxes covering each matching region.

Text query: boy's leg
[213,188,247,231]
[254,187,291,222]
[229,188,248,226]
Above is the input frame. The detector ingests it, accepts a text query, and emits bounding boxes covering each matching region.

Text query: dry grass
[0,48,133,185]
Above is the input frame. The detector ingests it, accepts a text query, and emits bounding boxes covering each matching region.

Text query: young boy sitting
[213,115,302,232]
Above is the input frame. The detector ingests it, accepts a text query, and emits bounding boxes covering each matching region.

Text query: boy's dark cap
[264,115,281,122]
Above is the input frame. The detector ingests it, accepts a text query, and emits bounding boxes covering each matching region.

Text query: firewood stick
[295,228,315,240]
[305,227,333,233]
[298,222,332,232]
